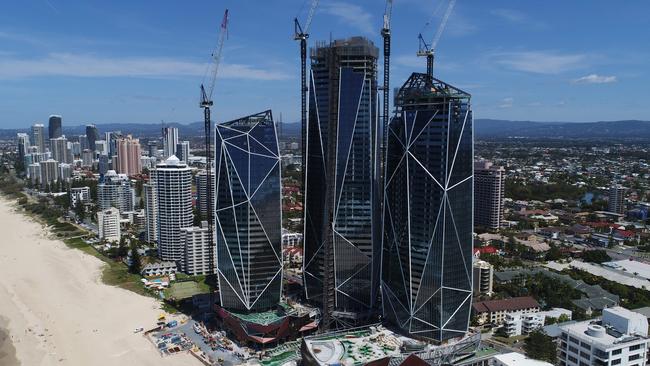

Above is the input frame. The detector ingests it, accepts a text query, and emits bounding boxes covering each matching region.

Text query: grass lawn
[492,334,528,345]
[165,281,207,300]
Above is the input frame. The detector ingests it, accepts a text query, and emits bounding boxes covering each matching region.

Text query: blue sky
[0,0,648,128]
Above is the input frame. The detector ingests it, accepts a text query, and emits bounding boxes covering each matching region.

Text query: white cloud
[320,2,375,35]
[491,9,527,23]
[499,97,514,108]
[0,53,291,80]
[491,51,587,74]
[572,74,617,84]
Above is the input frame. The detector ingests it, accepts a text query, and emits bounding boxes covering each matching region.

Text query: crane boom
[200,9,229,278]
[417,0,456,78]
[381,0,393,176]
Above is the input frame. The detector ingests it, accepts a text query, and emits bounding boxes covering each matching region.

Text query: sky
[0,0,648,128]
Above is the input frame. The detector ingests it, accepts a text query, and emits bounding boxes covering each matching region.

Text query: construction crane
[417,0,456,78]
[293,0,319,195]
[200,9,229,277]
[380,0,393,165]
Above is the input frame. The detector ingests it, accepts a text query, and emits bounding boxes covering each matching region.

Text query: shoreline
[0,316,20,366]
[0,196,195,366]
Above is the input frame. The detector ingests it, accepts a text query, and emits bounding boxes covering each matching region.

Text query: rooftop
[492,352,554,366]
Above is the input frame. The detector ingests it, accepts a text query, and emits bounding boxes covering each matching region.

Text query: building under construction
[302,37,382,328]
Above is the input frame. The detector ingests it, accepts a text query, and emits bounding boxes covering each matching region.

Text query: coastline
[0,196,194,366]
[0,316,20,366]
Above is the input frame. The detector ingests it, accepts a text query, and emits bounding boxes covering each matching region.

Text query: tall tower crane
[200,9,229,276]
[380,0,393,158]
[293,0,319,195]
[417,0,456,78]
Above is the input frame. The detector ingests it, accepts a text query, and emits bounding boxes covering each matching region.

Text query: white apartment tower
[162,127,179,159]
[474,161,505,230]
[608,184,627,214]
[98,208,121,243]
[143,182,158,243]
[180,222,215,276]
[154,155,193,264]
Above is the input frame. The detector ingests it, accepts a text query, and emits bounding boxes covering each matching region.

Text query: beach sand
[0,197,195,366]
[0,316,20,366]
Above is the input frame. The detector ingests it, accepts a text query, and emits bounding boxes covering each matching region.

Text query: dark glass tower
[215,110,282,312]
[382,73,473,343]
[86,124,99,151]
[303,37,381,325]
[49,115,62,139]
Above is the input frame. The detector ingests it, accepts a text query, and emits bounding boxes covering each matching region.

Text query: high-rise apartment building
[39,159,59,188]
[50,137,72,164]
[176,141,190,164]
[382,73,473,343]
[303,37,381,323]
[95,140,108,156]
[180,222,215,276]
[474,161,505,230]
[195,170,214,218]
[28,163,41,184]
[473,259,494,296]
[162,127,179,158]
[143,183,158,243]
[16,133,30,163]
[31,123,45,153]
[154,155,193,264]
[97,170,134,213]
[147,141,158,158]
[85,124,99,151]
[78,135,88,151]
[98,208,121,243]
[215,110,282,311]
[81,149,94,167]
[116,135,142,176]
[48,115,62,140]
[608,184,627,214]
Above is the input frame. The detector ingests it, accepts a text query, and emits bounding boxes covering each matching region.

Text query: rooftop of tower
[311,36,379,59]
[396,72,471,106]
[219,109,273,130]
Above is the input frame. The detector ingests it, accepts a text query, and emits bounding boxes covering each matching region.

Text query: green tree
[75,201,85,221]
[582,249,611,264]
[524,331,557,363]
[129,243,141,274]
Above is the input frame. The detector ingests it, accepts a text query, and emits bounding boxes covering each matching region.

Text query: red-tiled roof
[472,296,540,313]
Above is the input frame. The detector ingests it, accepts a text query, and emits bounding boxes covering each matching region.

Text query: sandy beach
[0,197,195,366]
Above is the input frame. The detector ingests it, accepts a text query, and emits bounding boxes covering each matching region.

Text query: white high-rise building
[31,123,45,153]
[28,163,41,184]
[39,159,59,188]
[558,307,649,366]
[58,163,72,182]
[70,187,91,208]
[162,127,179,159]
[98,208,121,243]
[180,222,215,276]
[143,182,158,243]
[97,170,134,213]
[608,184,627,214]
[473,259,494,296]
[154,155,192,264]
[95,140,108,156]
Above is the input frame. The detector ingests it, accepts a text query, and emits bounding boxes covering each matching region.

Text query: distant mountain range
[2,119,649,140]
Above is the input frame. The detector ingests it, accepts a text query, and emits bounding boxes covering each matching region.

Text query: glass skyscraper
[215,110,282,312]
[382,73,473,343]
[49,115,62,139]
[303,37,381,325]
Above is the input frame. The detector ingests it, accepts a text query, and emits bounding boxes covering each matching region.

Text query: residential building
[474,161,505,230]
[472,296,541,325]
[78,135,88,151]
[382,72,473,343]
[215,110,282,311]
[16,133,30,162]
[162,127,178,158]
[504,313,544,337]
[303,37,381,324]
[282,229,303,247]
[154,155,193,264]
[31,123,45,153]
[97,170,134,213]
[85,124,99,151]
[58,163,72,182]
[558,307,649,366]
[39,159,59,188]
[95,140,107,156]
[48,115,62,139]
[141,261,177,277]
[609,184,627,214]
[70,187,90,208]
[473,260,494,296]
[492,352,554,366]
[176,141,190,164]
[143,183,157,243]
[98,208,121,243]
[147,141,158,157]
[81,149,94,167]
[28,163,41,184]
[180,222,215,276]
[50,136,72,163]
[115,135,142,176]
[194,170,213,218]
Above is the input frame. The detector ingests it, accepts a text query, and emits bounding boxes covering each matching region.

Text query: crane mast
[381,0,393,161]
[200,9,229,277]
[417,0,456,78]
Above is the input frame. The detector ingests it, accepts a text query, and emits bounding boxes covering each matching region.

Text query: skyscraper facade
[176,141,190,164]
[116,135,142,176]
[50,137,72,164]
[162,127,179,159]
[474,161,505,230]
[16,133,30,163]
[608,184,627,214]
[215,110,282,311]
[31,123,45,153]
[154,156,193,264]
[98,170,135,213]
[39,159,59,188]
[382,73,473,343]
[180,222,215,276]
[85,124,99,151]
[303,37,381,323]
[195,170,213,218]
[48,115,62,139]
[143,182,158,243]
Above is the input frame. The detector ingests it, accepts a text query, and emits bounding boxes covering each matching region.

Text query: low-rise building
[140,261,178,277]
[558,307,649,366]
[70,186,90,208]
[492,352,554,366]
[504,313,544,337]
[472,296,540,325]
